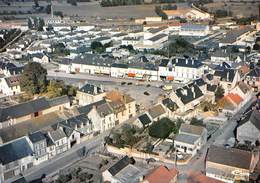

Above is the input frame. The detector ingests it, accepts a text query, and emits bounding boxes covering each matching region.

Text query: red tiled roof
[226,93,243,105]
[142,166,178,183]
[187,172,224,183]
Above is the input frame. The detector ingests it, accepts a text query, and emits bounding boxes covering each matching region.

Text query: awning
[128,73,136,77]
[167,76,174,81]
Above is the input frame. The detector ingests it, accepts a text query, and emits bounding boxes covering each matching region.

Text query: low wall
[106,145,191,165]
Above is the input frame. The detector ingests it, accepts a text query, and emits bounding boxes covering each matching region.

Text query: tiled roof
[226,93,243,105]
[206,145,252,170]
[29,131,46,143]
[187,172,224,183]
[143,165,178,183]
[148,104,166,119]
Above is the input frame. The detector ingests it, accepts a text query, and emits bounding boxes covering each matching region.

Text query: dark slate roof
[162,98,178,112]
[60,58,72,65]
[48,95,69,107]
[78,99,107,114]
[111,63,128,69]
[247,67,260,77]
[79,83,104,95]
[29,131,46,143]
[238,110,260,131]
[206,73,213,81]
[45,133,55,147]
[72,54,114,67]
[60,114,91,137]
[206,145,252,170]
[0,96,69,123]
[220,27,253,44]
[214,62,231,71]
[148,34,167,42]
[172,58,203,68]
[138,113,152,126]
[0,98,50,123]
[214,69,236,82]
[12,177,28,183]
[192,78,206,87]
[0,137,33,165]
[159,59,169,67]
[49,128,67,142]
[175,84,203,105]
[8,66,24,75]
[207,84,217,92]
[108,156,133,176]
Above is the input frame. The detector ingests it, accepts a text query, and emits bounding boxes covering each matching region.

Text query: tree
[214,9,228,18]
[47,80,64,98]
[37,18,45,31]
[215,85,225,102]
[45,4,51,14]
[148,118,175,139]
[20,62,47,95]
[34,0,39,7]
[27,18,33,29]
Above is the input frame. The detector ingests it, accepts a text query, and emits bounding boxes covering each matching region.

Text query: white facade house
[179,24,210,37]
[174,124,207,157]
[0,75,21,96]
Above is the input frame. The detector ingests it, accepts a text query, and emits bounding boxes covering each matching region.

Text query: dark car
[144,91,150,96]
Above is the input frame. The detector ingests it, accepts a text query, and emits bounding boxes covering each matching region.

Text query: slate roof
[78,99,107,114]
[48,95,69,107]
[0,98,50,123]
[148,34,167,42]
[238,109,260,131]
[237,82,251,94]
[180,123,205,136]
[60,114,91,137]
[96,103,113,117]
[181,24,208,31]
[175,83,203,105]
[207,84,217,92]
[214,69,236,82]
[79,83,104,95]
[49,128,67,142]
[0,137,33,165]
[247,67,260,77]
[29,131,46,143]
[111,63,128,69]
[12,177,28,183]
[138,113,152,126]
[220,27,253,44]
[192,78,206,87]
[206,145,252,170]
[148,104,166,119]
[172,58,203,68]
[162,98,178,112]
[108,156,134,176]
[175,133,199,145]
[72,54,114,67]
[0,96,69,123]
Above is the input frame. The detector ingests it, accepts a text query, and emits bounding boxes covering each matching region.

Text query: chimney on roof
[227,71,230,82]
[182,89,188,96]
[100,85,104,92]
[185,58,188,65]
[94,86,97,95]
[191,86,195,98]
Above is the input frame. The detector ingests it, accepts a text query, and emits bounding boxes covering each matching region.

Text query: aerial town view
[0,0,260,182]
